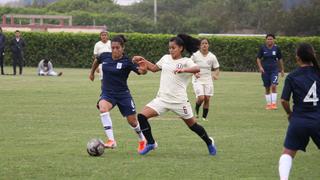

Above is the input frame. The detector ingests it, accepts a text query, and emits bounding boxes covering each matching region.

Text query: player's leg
[193,83,204,118]
[202,84,213,121]
[262,72,272,109]
[98,98,116,148]
[279,148,296,180]
[117,97,146,151]
[271,72,279,109]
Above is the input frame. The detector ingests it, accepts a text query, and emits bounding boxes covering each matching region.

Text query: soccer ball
[87,138,105,156]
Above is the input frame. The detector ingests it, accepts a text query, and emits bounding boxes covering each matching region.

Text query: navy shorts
[261,71,278,87]
[97,91,136,117]
[284,117,320,151]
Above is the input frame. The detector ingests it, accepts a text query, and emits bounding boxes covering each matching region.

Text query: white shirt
[191,50,219,84]
[156,54,197,103]
[93,40,111,56]
[37,59,53,73]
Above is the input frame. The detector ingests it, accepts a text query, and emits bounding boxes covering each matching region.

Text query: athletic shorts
[284,117,320,151]
[261,71,278,87]
[98,91,136,117]
[146,97,194,119]
[192,82,213,97]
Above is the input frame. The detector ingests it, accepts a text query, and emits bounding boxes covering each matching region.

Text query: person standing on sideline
[11,30,26,75]
[278,43,320,180]
[192,38,220,121]
[37,58,63,76]
[89,35,147,151]
[93,30,111,80]
[257,34,284,110]
[0,27,6,75]
[133,34,217,156]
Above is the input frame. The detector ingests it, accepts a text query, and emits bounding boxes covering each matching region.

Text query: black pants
[0,51,4,74]
[12,54,23,75]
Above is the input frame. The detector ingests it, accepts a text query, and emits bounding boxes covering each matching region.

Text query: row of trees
[0,0,319,35]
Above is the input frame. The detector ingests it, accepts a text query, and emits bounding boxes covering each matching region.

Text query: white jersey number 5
[303,81,319,106]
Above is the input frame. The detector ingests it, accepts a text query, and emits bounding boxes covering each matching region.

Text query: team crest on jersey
[207,61,212,65]
[116,63,123,69]
[176,63,183,69]
[272,51,276,55]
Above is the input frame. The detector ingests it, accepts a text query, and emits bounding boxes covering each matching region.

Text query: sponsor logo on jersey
[272,51,276,55]
[116,63,123,69]
[176,63,183,69]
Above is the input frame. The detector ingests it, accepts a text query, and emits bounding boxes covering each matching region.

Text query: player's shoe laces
[104,139,117,149]
[208,137,217,156]
[265,104,272,110]
[271,103,277,110]
[138,139,146,152]
[138,142,158,155]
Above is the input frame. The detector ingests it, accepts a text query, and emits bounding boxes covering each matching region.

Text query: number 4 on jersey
[303,81,319,106]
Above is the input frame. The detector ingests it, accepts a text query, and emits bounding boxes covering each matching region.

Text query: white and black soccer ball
[87,138,105,156]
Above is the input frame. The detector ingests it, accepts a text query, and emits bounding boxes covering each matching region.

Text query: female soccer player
[133,34,217,156]
[192,38,220,121]
[89,35,147,151]
[256,34,284,110]
[278,43,320,180]
[93,31,111,79]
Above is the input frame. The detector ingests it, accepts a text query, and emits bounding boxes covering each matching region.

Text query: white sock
[100,112,114,141]
[131,123,145,141]
[272,93,277,104]
[279,154,292,180]
[265,94,272,105]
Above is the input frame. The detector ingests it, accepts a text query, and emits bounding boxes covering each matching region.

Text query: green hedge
[2,32,320,72]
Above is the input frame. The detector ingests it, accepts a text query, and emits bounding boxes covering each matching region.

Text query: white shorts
[193,82,214,97]
[146,97,194,119]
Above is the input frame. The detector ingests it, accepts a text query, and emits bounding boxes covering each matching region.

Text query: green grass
[0,67,319,180]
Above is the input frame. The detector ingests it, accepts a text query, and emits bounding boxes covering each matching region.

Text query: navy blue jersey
[97,52,140,93]
[257,45,282,72]
[281,66,320,119]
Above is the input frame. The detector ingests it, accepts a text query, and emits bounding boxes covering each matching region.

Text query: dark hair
[297,43,319,72]
[43,59,49,64]
[15,30,20,33]
[170,34,200,55]
[266,33,275,39]
[200,38,209,44]
[111,34,127,47]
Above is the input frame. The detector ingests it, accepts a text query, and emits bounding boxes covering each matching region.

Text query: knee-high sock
[279,154,292,180]
[189,123,212,145]
[265,94,271,105]
[202,108,209,118]
[131,123,145,141]
[272,93,277,104]
[195,102,201,116]
[137,114,155,144]
[100,112,114,141]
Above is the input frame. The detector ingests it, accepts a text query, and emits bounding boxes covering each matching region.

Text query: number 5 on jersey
[303,81,319,106]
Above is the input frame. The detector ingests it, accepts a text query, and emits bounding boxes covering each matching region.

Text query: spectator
[0,27,5,75]
[38,58,62,76]
[11,30,26,75]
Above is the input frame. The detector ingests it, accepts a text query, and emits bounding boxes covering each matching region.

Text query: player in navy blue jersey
[89,35,147,152]
[278,43,320,180]
[257,34,285,110]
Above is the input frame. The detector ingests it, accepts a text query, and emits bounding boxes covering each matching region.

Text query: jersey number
[303,81,319,106]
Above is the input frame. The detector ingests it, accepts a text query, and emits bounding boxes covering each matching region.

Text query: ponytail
[297,43,320,72]
[170,34,200,55]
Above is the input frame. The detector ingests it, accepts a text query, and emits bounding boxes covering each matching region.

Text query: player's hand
[132,56,145,64]
[259,67,265,73]
[281,70,285,77]
[174,68,185,74]
[89,73,95,81]
[212,74,218,80]
[138,60,147,71]
[194,72,200,79]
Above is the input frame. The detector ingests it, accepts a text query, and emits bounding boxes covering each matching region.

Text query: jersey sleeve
[212,55,220,69]
[156,55,167,69]
[93,42,99,56]
[281,76,293,101]
[257,46,263,59]
[276,47,283,60]
[128,59,140,74]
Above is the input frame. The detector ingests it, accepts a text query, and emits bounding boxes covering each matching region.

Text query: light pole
[154,0,157,24]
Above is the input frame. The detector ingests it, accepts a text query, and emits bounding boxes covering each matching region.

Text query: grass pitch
[0,67,319,180]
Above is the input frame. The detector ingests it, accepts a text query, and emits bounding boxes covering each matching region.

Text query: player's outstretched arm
[132,56,160,73]
[89,59,99,81]
[174,65,200,74]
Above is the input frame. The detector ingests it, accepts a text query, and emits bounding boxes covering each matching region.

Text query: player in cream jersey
[93,31,111,80]
[133,34,217,156]
[191,38,220,121]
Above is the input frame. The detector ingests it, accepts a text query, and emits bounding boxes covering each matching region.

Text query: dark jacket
[0,33,5,53]
[11,37,26,54]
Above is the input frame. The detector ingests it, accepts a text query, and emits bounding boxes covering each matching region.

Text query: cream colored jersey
[93,40,111,56]
[156,54,198,103]
[191,50,219,84]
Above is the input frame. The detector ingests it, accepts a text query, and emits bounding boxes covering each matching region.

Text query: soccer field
[0,68,319,180]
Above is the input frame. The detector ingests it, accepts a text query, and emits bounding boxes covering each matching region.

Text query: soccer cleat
[202,117,208,121]
[265,104,272,110]
[104,139,117,149]
[138,142,158,155]
[208,137,217,156]
[271,103,277,110]
[138,139,146,152]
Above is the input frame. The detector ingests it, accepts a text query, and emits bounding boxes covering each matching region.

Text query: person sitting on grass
[37,58,62,76]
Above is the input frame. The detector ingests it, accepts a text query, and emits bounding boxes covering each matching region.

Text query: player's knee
[137,113,148,122]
